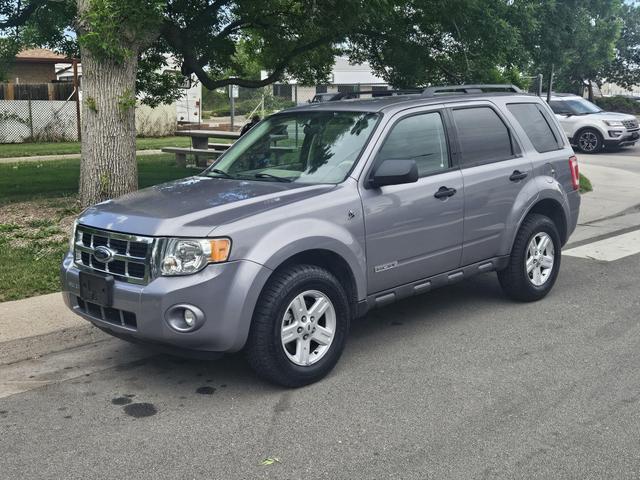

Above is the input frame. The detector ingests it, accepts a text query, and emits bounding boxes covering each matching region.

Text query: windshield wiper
[254,173,292,182]
[208,168,234,179]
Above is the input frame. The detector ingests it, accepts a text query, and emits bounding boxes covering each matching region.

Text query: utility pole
[537,74,543,97]
[229,84,235,131]
[546,64,554,103]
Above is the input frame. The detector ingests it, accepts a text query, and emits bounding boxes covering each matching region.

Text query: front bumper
[60,253,272,354]
[604,128,640,146]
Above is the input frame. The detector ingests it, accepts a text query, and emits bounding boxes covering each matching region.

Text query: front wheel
[245,264,351,387]
[575,128,603,153]
[498,214,561,302]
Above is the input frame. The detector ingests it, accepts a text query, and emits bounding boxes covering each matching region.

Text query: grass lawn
[0,154,201,204]
[0,136,194,158]
[0,154,201,301]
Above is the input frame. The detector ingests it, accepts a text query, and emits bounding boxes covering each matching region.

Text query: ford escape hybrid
[61,84,581,387]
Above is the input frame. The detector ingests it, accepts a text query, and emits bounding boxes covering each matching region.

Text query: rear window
[507,103,561,153]
[452,107,515,166]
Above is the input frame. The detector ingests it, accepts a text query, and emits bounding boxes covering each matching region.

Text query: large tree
[1,0,386,206]
[602,2,640,90]
[521,0,622,99]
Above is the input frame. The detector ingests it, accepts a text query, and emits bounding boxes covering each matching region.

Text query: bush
[579,173,593,194]
[593,96,640,115]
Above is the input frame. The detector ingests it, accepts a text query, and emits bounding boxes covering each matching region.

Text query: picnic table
[164,129,241,167]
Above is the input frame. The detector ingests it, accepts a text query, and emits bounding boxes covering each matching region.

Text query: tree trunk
[587,81,594,102]
[78,45,138,207]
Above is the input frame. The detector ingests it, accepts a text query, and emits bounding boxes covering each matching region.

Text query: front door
[359,109,464,294]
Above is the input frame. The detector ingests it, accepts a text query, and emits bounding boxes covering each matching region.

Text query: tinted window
[376,112,449,177]
[452,107,514,166]
[507,103,561,153]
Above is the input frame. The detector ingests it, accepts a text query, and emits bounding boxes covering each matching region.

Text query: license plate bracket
[79,271,114,307]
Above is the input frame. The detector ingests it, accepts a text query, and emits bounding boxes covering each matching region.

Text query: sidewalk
[578,161,640,224]
[0,149,163,164]
[0,293,106,365]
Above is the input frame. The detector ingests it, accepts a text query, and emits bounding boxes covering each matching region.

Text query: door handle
[509,170,528,181]
[434,186,457,199]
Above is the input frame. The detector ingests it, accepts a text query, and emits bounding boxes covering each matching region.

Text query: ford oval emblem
[93,245,116,263]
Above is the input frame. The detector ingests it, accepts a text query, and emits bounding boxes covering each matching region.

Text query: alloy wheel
[578,131,599,152]
[525,232,555,286]
[280,290,336,366]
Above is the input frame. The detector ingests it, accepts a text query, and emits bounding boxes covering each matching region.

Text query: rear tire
[245,264,350,387]
[575,128,603,153]
[498,214,561,302]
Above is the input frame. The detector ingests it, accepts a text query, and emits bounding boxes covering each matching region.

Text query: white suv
[548,94,639,153]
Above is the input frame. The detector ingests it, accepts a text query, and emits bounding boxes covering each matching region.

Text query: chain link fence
[0,83,79,143]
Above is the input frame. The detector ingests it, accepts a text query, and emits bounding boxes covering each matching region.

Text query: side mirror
[368,159,419,188]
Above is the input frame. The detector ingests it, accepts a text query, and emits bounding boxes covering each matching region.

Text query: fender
[501,175,571,254]
[244,218,367,301]
[498,176,540,256]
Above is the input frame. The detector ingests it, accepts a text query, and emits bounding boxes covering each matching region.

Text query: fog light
[165,304,205,332]
[184,309,196,327]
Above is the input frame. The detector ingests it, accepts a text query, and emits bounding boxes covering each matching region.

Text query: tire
[245,264,351,387]
[498,214,562,302]
[575,128,603,153]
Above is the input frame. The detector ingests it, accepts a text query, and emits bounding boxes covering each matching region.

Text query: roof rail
[421,84,523,97]
[330,89,422,100]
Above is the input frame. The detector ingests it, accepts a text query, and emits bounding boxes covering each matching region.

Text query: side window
[452,107,514,167]
[507,103,561,153]
[376,112,450,177]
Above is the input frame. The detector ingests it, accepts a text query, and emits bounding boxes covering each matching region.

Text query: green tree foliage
[602,2,640,89]
[347,0,531,88]
[522,0,622,96]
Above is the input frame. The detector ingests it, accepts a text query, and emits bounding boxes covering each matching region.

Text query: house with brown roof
[6,48,70,84]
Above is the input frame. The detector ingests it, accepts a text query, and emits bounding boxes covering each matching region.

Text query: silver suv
[549,93,640,152]
[61,86,581,387]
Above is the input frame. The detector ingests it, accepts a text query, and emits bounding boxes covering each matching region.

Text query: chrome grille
[623,119,639,130]
[74,225,154,284]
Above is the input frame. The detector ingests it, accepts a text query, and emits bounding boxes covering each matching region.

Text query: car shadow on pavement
[109,273,509,394]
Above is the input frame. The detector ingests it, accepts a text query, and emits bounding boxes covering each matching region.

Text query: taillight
[569,155,579,191]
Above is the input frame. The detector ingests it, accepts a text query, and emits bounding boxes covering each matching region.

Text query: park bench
[161,147,225,168]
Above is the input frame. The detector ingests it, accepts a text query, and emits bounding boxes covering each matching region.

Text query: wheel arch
[521,197,569,246]
[573,125,605,151]
[265,248,360,319]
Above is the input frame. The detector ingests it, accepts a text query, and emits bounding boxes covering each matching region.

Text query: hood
[593,111,637,121]
[78,176,335,237]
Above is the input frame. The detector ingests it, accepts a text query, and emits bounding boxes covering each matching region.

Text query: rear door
[449,103,535,266]
[359,107,464,294]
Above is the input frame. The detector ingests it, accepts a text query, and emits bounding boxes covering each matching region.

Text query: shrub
[593,96,640,115]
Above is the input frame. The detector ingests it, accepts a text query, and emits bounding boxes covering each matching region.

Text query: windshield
[550,98,602,115]
[203,111,380,184]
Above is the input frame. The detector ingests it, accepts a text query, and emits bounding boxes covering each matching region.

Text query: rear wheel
[245,264,350,387]
[498,214,561,302]
[575,128,603,153]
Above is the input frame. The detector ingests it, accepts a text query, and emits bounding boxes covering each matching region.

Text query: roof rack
[324,89,422,101]
[421,84,523,97]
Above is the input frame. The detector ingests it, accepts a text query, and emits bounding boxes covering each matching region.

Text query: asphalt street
[1,148,639,479]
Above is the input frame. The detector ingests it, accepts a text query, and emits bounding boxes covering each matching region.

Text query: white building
[265,56,390,104]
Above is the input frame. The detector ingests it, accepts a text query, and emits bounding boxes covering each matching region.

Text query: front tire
[575,128,603,153]
[245,264,351,387]
[498,214,561,302]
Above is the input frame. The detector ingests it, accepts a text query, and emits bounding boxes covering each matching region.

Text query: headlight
[159,238,231,276]
[605,120,624,127]
[69,220,79,252]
